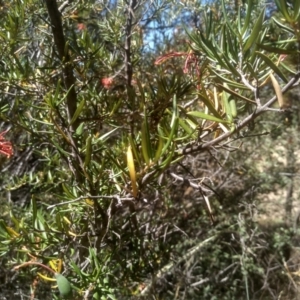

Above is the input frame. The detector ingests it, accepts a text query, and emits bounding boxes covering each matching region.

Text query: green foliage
[0,0,300,299]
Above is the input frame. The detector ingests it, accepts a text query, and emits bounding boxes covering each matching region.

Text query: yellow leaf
[49,259,62,273]
[37,272,56,282]
[270,73,284,108]
[127,145,138,197]
[6,227,20,237]
[63,216,71,225]
[85,198,94,206]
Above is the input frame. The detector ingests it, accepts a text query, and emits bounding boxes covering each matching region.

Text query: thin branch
[177,72,300,156]
[140,235,217,296]
[124,0,137,86]
[44,0,78,130]
[47,195,134,209]
[168,172,211,193]
[239,70,261,106]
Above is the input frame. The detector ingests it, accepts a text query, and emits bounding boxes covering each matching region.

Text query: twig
[124,0,137,86]
[140,235,217,296]
[47,195,134,209]
[177,72,300,156]
[13,262,55,274]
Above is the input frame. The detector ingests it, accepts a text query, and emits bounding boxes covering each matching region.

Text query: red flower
[101,77,114,89]
[0,130,13,158]
[154,52,187,65]
[154,51,202,89]
[77,23,86,31]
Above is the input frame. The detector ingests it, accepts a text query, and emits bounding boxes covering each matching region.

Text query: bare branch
[44,0,78,130]
[124,0,137,86]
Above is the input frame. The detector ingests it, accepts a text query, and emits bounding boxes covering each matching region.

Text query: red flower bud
[0,130,13,158]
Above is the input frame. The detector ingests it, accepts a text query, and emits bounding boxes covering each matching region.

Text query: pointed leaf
[84,135,92,167]
[187,111,229,123]
[243,8,265,52]
[197,89,224,119]
[38,272,56,282]
[257,43,296,55]
[256,51,288,83]
[141,117,152,164]
[274,0,292,22]
[70,98,85,125]
[242,0,253,36]
[217,84,256,104]
[128,136,141,167]
[153,134,164,163]
[272,17,294,34]
[210,69,248,89]
[270,73,284,108]
[221,0,239,38]
[280,62,297,75]
[293,0,300,21]
[160,117,178,157]
[127,145,138,197]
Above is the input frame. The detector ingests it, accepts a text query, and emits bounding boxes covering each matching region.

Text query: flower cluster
[0,130,13,158]
[154,50,202,89]
[101,77,114,89]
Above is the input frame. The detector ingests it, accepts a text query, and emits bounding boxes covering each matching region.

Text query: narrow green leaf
[217,83,256,104]
[256,52,288,83]
[224,27,238,62]
[293,0,300,21]
[55,213,63,231]
[221,0,238,38]
[220,24,226,53]
[160,117,178,157]
[159,144,175,170]
[31,197,37,226]
[141,117,152,164]
[197,89,224,119]
[70,98,85,125]
[206,10,213,37]
[62,183,75,199]
[54,79,61,104]
[171,94,178,127]
[237,5,242,33]
[209,69,248,89]
[245,62,257,81]
[0,219,10,238]
[274,0,292,22]
[178,118,195,135]
[221,54,239,77]
[84,135,92,167]
[153,134,164,163]
[75,122,84,135]
[280,62,297,75]
[257,43,296,55]
[187,111,229,123]
[272,17,294,34]
[128,136,141,167]
[241,0,253,36]
[135,78,145,105]
[222,87,233,122]
[95,127,119,143]
[189,30,226,69]
[243,8,265,52]
[70,262,82,277]
[197,33,218,61]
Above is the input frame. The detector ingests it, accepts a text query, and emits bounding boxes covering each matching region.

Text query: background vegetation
[0,0,300,299]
